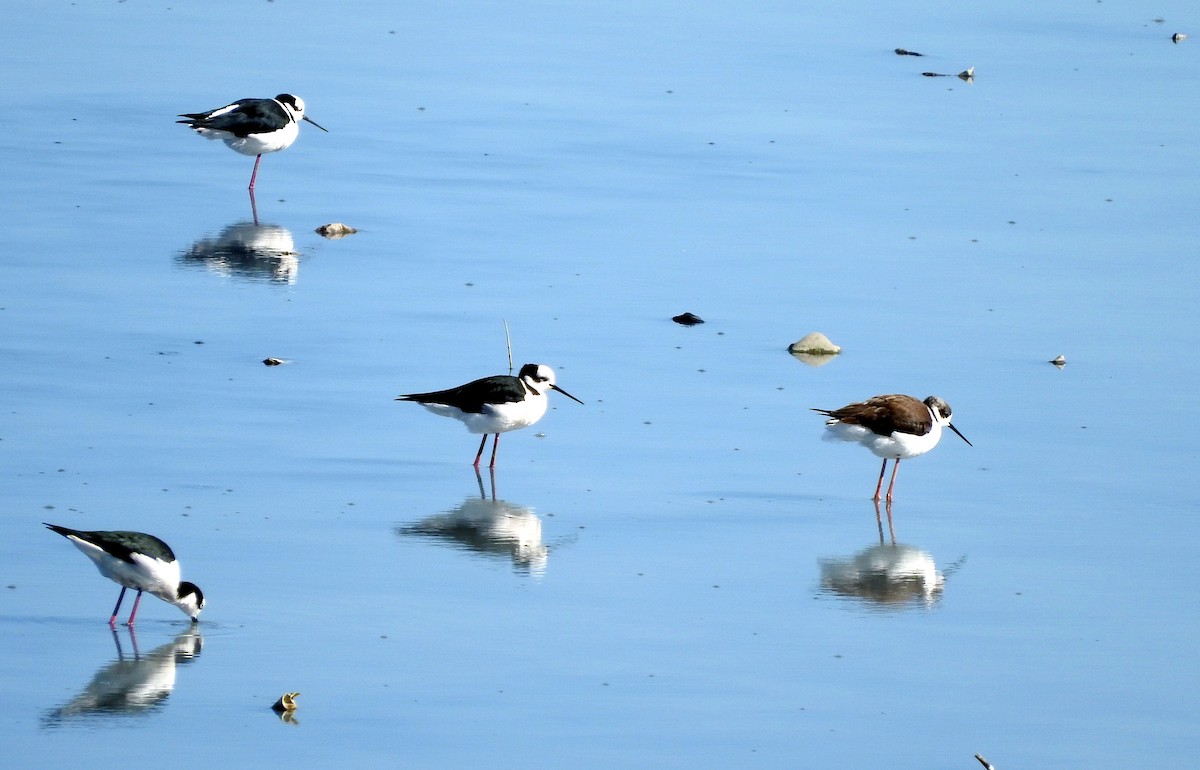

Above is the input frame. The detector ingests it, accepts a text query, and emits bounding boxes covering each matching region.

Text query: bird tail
[811,408,835,419]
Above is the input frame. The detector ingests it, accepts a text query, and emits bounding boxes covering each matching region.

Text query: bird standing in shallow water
[44,524,205,625]
[813,394,971,502]
[177,93,327,190]
[396,363,583,468]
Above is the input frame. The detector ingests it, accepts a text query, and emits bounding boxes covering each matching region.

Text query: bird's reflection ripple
[818,501,962,610]
[397,471,555,577]
[176,221,299,284]
[42,627,202,727]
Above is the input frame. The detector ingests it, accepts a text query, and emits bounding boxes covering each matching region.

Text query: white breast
[823,420,944,460]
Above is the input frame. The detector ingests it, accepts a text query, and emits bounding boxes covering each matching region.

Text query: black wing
[397,375,526,414]
[177,98,290,137]
[45,523,176,564]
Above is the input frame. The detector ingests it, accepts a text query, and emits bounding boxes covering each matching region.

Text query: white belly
[199,121,299,156]
[823,421,943,460]
[424,394,548,434]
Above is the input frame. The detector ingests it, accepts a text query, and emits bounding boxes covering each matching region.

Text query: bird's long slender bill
[552,385,584,405]
[949,424,972,446]
[303,115,329,132]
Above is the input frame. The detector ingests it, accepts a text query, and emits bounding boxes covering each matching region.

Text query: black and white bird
[45,524,205,626]
[177,94,327,190]
[396,363,583,468]
[813,394,972,502]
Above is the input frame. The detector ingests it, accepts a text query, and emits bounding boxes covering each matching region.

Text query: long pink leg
[126,589,145,627]
[472,434,488,468]
[885,459,902,503]
[488,434,500,469]
[248,154,263,190]
[248,186,260,225]
[108,586,128,626]
[872,459,888,502]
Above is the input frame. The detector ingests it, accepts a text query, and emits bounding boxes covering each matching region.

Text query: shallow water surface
[2,1,1199,768]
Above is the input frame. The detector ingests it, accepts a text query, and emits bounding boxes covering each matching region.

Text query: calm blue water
[2,1,1198,767]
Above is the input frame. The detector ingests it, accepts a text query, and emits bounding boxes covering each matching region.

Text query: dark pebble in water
[672,312,704,326]
[895,48,924,56]
[263,358,284,366]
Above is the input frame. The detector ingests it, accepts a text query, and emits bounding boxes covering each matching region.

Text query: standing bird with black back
[44,524,205,626]
[397,363,584,468]
[177,93,327,190]
[813,394,972,502]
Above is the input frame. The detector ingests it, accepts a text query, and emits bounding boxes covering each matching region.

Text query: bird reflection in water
[818,501,962,610]
[177,221,299,284]
[42,627,202,727]
[397,469,558,577]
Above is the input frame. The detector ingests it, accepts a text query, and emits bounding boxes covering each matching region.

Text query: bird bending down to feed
[396,363,583,468]
[177,93,328,190]
[44,524,205,625]
[813,394,971,502]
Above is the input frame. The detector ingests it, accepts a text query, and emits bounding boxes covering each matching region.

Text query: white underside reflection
[177,221,299,284]
[818,501,964,610]
[42,627,202,727]
[397,470,577,577]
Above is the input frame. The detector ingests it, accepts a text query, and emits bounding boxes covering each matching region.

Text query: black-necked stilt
[396,363,583,468]
[44,524,205,625]
[177,94,327,190]
[813,394,972,502]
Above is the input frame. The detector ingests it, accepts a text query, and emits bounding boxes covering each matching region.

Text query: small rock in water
[894,48,924,56]
[672,312,705,326]
[315,222,357,239]
[263,357,285,367]
[788,332,841,355]
[1049,354,1066,368]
